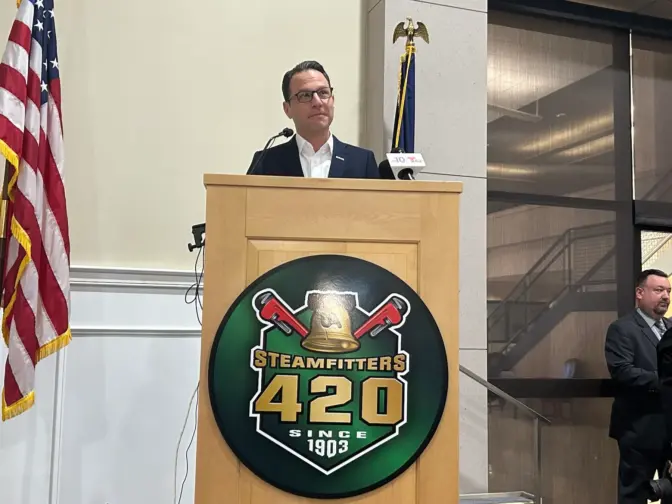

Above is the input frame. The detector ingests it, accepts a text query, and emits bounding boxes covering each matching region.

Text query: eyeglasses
[291,87,334,103]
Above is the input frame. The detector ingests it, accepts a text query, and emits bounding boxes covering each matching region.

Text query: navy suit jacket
[247,135,379,179]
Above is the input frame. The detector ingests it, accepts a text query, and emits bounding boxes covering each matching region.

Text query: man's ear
[283,101,291,119]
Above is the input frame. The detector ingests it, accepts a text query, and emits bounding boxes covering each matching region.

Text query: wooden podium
[194,174,462,504]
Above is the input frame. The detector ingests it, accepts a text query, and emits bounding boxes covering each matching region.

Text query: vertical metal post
[533,417,542,504]
[566,232,572,288]
[613,30,637,317]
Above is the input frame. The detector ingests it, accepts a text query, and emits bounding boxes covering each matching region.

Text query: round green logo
[208,255,448,499]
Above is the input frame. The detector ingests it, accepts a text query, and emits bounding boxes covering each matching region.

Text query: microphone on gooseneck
[247,127,295,175]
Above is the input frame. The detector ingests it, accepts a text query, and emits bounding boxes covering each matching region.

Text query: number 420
[253,374,404,426]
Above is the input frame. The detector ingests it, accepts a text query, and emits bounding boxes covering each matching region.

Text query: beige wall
[0,0,367,270]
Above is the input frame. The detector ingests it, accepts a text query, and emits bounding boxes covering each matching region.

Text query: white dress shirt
[295,133,333,178]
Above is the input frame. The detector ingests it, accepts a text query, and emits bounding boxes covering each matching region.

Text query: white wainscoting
[0,265,488,504]
[0,266,202,504]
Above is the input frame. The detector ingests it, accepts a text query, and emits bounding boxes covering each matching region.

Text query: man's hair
[637,269,669,288]
[282,60,331,102]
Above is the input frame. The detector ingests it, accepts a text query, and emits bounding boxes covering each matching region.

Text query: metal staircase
[488,220,672,376]
[488,221,616,375]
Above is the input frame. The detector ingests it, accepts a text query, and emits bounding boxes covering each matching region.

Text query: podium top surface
[203,173,463,193]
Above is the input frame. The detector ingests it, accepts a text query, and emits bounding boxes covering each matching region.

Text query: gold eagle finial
[392,17,429,46]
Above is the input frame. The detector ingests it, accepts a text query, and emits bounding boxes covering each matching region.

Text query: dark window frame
[490,0,672,39]
[487,192,618,211]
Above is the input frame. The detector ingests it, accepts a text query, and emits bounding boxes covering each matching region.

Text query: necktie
[657,320,667,337]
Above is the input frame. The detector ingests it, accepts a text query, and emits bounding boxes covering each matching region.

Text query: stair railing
[488,221,615,349]
[460,365,549,504]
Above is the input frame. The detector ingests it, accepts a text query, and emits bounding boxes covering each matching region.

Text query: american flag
[0,0,70,421]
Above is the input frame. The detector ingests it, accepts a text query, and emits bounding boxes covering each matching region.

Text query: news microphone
[380,151,426,180]
[247,127,295,175]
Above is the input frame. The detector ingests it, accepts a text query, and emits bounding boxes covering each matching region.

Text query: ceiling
[487,16,612,124]
[568,0,672,18]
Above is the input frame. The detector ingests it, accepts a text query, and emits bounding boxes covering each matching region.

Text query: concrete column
[366,0,488,494]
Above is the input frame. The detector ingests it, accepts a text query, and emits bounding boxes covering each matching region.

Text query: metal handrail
[497,246,616,357]
[460,365,546,504]
[487,230,569,326]
[459,364,550,424]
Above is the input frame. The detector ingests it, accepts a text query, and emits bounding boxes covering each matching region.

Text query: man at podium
[247,60,379,179]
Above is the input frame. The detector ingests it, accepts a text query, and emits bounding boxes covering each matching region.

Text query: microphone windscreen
[282,128,294,137]
[378,159,395,180]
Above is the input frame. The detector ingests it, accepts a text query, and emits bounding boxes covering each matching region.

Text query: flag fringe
[1,328,70,421]
[2,215,32,347]
[2,388,34,421]
[0,139,18,172]
[0,138,32,349]
[0,139,18,347]
[37,328,71,361]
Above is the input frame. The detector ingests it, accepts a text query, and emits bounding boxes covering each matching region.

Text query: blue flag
[392,48,415,153]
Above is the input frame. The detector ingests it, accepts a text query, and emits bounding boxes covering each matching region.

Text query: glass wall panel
[488,12,616,200]
[489,398,618,504]
[632,36,672,202]
[486,7,672,504]
[487,205,617,378]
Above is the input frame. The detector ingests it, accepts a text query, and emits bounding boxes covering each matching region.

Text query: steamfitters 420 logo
[208,255,448,499]
[249,288,411,474]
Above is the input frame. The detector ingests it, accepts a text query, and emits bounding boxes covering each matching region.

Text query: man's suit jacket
[247,135,379,179]
[658,326,672,451]
[605,310,669,450]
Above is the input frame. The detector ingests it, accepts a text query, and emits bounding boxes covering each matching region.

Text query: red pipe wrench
[354,295,409,339]
[254,290,309,337]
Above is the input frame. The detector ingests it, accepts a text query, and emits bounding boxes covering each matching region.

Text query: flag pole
[390,18,428,153]
[392,45,413,151]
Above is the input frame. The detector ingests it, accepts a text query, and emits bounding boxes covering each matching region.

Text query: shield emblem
[249,288,410,474]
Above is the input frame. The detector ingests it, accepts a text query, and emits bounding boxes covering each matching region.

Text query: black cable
[177,388,199,504]
[184,245,205,326]
[175,240,205,504]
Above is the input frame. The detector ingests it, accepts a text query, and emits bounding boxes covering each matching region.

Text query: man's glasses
[291,87,333,103]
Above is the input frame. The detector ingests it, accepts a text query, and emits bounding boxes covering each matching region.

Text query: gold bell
[301,292,360,354]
